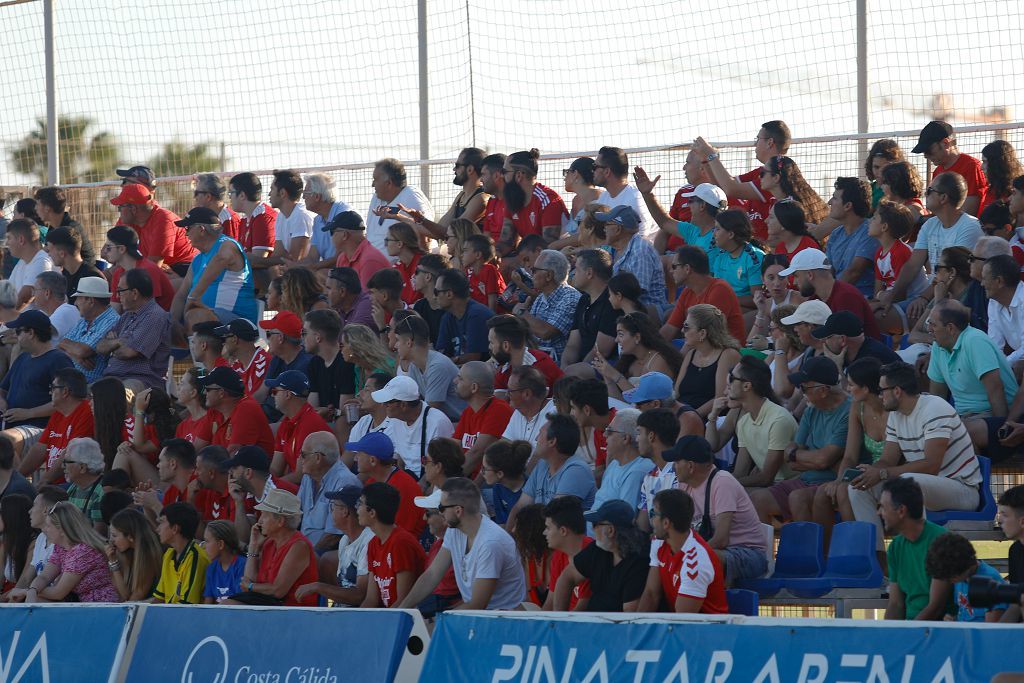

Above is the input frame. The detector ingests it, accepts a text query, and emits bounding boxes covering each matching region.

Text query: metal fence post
[856,0,869,174]
[44,0,59,185]
[418,0,430,198]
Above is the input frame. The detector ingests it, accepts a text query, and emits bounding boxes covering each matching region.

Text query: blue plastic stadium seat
[881,334,893,349]
[926,456,996,525]
[726,589,759,616]
[781,521,884,598]
[736,522,824,597]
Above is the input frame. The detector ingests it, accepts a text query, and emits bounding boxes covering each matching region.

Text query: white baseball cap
[780,300,832,327]
[681,183,727,208]
[778,248,831,277]
[370,375,421,403]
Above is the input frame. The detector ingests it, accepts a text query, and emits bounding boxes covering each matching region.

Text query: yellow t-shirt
[153,541,209,604]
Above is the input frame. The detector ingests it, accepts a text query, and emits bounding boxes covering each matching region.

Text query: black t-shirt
[261,350,313,422]
[1,471,36,500]
[64,261,104,300]
[572,289,619,356]
[59,214,97,265]
[1009,540,1023,584]
[414,298,446,348]
[307,352,356,409]
[572,541,649,612]
[849,337,900,367]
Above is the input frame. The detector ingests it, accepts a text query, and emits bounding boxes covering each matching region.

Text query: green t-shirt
[888,520,947,620]
[793,395,851,484]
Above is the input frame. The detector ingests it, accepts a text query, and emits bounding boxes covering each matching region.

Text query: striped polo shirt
[885,394,982,485]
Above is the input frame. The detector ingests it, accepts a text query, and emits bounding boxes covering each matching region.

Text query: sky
[0,0,1021,200]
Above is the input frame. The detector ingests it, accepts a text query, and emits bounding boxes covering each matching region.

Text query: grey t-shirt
[397,350,466,421]
[442,515,526,610]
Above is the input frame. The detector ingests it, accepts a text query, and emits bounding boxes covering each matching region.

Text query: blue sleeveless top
[192,234,257,322]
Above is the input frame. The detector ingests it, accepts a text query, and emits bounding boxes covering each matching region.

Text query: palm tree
[10,115,120,184]
[146,141,227,216]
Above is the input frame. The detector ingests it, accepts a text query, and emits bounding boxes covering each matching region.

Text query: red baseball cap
[110,183,153,207]
[258,311,302,338]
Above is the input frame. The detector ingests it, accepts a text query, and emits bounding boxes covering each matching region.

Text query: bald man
[452,361,515,478]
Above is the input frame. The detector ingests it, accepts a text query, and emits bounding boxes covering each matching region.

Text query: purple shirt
[105,298,171,389]
[335,291,377,331]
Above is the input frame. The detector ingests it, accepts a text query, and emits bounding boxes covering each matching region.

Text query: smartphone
[387,206,400,214]
[842,468,862,482]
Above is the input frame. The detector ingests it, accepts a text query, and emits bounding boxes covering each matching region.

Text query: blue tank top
[191,234,257,322]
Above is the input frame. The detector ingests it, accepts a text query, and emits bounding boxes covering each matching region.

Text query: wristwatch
[706,152,720,162]
[878,467,889,481]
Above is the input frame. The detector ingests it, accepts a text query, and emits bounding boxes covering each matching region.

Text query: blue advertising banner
[423,612,1024,683]
[125,605,414,683]
[0,605,133,683]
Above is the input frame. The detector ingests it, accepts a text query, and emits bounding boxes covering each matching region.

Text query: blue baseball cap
[343,432,395,462]
[583,499,636,527]
[594,205,640,230]
[622,372,674,404]
[264,370,310,397]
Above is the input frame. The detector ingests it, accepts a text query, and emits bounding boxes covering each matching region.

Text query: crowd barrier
[422,611,1024,683]
[0,604,428,683]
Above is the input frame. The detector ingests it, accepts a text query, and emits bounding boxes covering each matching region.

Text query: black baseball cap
[214,318,260,342]
[322,211,365,233]
[662,435,713,464]
[175,206,221,228]
[117,165,156,188]
[325,485,363,509]
[264,370,310,397]
[911,121,954,154]
[220,445,271,472]
[198,366,245,396]
[105,225,144,260]
[191,321,228,339]
[583,500,636,527]
[811,311,864,339]
[788,355,840,387]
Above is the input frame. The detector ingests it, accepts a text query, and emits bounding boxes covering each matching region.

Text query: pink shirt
[335,239,393,289]
[50,543,120,602]
[679,469,766,550]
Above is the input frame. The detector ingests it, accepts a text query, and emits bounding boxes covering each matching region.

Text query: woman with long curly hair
[385,222,426,306]
[340,323,396,392]
[279,268,329,318]
[760,155,829,224]
[0,494,34,592]
[981,140,1024,213]
[674,303,741,418]
[864,139,905,209]
[879,161,926,233]
[511,503,551,606]
[444,218,480,272]
[594,312,683,400]
[104,507,162,601]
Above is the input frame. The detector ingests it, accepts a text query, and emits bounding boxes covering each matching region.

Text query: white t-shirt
[501,399,557,448]
[914,212,983,269]
[275,203,316,251]
[597,184,657,242]
[442,515,526,610]
[11,249,54,294]
[349,414,388,442]
[382,403,454,478]
[335,526,374,603]
[30,533,54,576]
[49,302,82,344]
[367,186,435,253]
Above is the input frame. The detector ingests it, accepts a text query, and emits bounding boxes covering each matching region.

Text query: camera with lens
[968,577,1024,608]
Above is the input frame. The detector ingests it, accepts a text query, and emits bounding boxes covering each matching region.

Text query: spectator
[0,439,35,500]
[706,209,766,311]
[567,379,616,478]
[728,355,799,489]
[597,206,664,308]
[383,223,424,307]
[879,160,927,228]
[356,482,426,608]
[590,409,651,512]
[996,485,1024,622]
[266,169,314,266]
[760,155,831,227]
[598,312,682,401]
[394,315,464,421]
[257,311,312,420]
[637,171,725,254]
[825,177,879,296]
[518,249,582,361]
[8,502,118,603]
[511,503,551,605]
[660,245,745,344]
[554,499,648,611]
[980,201,1023,265]
[814,311,900,369]
[302,309,355,425]
[551,157,600,248]
[667,435,768,582]
[401,477,527,610]
[62,437,106,532]
[326,267,376,331]
[876,478,951,620]
[115,387,179,486]
[200,520,246,604]
[110,183,195,277]
[502,366,558,448]
[674,303,742,418]
[540,496,592,610]
[593,146,656,241]
[0,494,33,593]
[105,507,162,602]
[277,268,329,320]
[187,321,229,372]
[482,439,531,526]
[779,247,882,340]
[1,486,65,599]
[294,485,372,607]
[870,200,929,334]
[58,277,119,383]
[323,210,392,289]
[634,408,682,532]
[6,218,53,308]
[926,531,1008,622]
[984,254,1024,369]
[767,200,819,261]
[562,249,618,367]
[367,268,406,332]
[347,372,392,442]
[637,489,728,613]
[349,432,425,537]
[500,234,545,311]
[891,171,983,319]
[200,366,275,455]
[32,271,80,342]
[103,226,175,313]
[32,186,96,264]
[865,140,906,208]
[193,173,241,240]
[44,227,102,299]
[462,234,505,311]
[0,309,73,457]
[367,158,435,252]
[298,431,360,553]
[98,268,171,391]
[171,370,212,447]
[435,268,495,363]
[479,153,508,242]
[443,218,479,273]
[371,375,453,479]
[410,254,449,346]
[301,173,351,271]
[151,501,208,604]
[217,318,268,396]
[420,438,465,497]
[227,172,276,289]
[846,361,983,559]
[192,446,235,529]
[267,371,331,482]
[912,120,988,217]
[450,361,513,477]
[18,367,92,484]
[498,149,568,253]
[230,489,318,606]
[693,120,792,241]
[981,141,1023,213]
[751,356,849,523]
[510,413,595,521]
[488,314,563,391]
[223,446,299,543]
[131,439,196,525]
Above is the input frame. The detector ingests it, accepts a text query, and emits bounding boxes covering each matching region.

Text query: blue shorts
[722,545,769,582]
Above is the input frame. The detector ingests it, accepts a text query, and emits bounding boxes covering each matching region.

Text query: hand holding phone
[842,468,862,482]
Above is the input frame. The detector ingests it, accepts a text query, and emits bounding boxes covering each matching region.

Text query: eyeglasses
[299,450,321,459]
[453,163,466,170]
[63,459,80,466]
[507,387,529,394]
[682,322,694,330]
[14,328,31,334]
[670,263,685,270]
[116,287,132,295]
[649,510,663,519]
[593,164,608,170]
[531,267,551,275]
[437,502,463,513]
[433,288,451,295]
[49,384,65,391]
[205,386,224,393]
[228,190,241,197]
[266,330,284,337]
[414,268,434,277]
[727,372,746,384]
[934,264,952,272]
[925,187,946,196]
[801,383,827,392]
[561,168,573,177]
[383,237,400,243]
[603,428,628,437]
[967,255,990,263]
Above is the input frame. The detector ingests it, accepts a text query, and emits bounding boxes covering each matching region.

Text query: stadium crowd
[0,119,1022,623]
